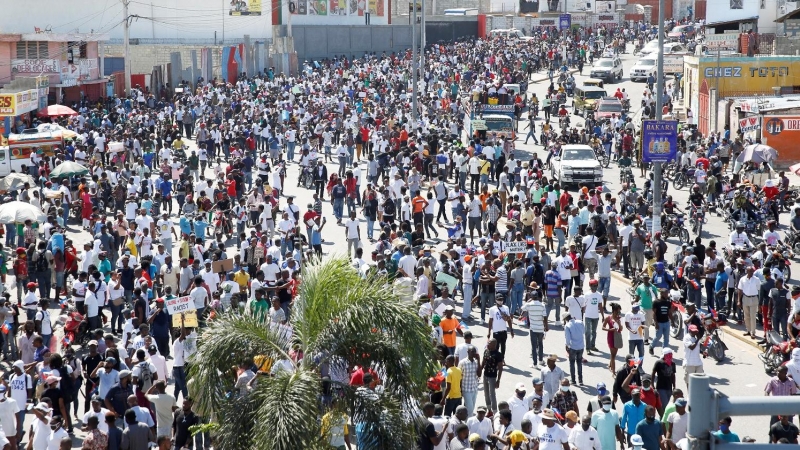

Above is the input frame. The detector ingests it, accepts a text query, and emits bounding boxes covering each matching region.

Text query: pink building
[0,32,108,105]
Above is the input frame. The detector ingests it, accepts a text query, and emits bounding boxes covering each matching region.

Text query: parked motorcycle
[701,310,728,362]
[759,331,796,374]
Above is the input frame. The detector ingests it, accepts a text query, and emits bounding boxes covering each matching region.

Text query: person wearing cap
[665,398,688,442]
[440,306,463,356]
[467,406,493,441]
[651,348,676,415]
[82,396,111,434]
[91,356,120,400]
[531,409,569,450]
[105,369,134,421]
[506,382,531,431]
[682,324,704,386]
[591,394,625,450]
[624,303,646,360]
[620,388,646,444]
[488,293,514,358]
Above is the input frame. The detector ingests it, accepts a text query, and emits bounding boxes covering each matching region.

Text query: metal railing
[687,374,800,450]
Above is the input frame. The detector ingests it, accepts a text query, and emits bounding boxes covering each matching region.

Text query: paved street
[3,43,788,447]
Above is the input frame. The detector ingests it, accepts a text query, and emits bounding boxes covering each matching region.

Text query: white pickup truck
[629,53,685,82]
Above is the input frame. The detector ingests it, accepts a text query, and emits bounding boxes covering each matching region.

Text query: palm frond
[250,368,327,450]
[189,312,295,415]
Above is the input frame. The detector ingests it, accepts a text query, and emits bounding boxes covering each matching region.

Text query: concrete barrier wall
[291,25,414,60]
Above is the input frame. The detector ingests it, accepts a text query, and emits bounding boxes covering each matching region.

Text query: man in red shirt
[695,154,710,171]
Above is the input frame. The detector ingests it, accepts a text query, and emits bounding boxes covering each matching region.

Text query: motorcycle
[212,209,234,238]
[672,167,695,190]
[701,310,728,362]
[688,205,706,237]
[759,331,796,374]
[669,289,688,339]
[663,214,690,244]
[58,307,89,351]
[594,147,610,168]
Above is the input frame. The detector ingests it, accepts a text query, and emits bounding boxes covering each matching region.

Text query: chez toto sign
[163,295,197,315]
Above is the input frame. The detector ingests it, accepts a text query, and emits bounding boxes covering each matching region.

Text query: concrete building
[0,32,107,104]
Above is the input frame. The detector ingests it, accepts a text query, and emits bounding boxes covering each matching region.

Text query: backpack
[201,196,213,212]
[136,361,153,391]
[35,251,48,273]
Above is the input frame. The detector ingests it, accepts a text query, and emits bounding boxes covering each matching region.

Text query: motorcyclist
[652,261,678,291]
[729,222,753,248]
[614,88,624,100]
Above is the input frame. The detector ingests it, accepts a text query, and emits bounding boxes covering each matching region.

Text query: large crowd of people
[0,15,795,450]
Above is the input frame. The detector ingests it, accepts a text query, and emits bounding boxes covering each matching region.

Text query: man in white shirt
[467,406,493,441]
[569,414,601,450]
[0,386,19,448]
[507,383,532,430]
[189,277,209,318]
[344,211,361,257]
[565,287,586,321]
[584,281,604,353]
[487,296,514,358]
[625,303,646,359]
[682,325,704,385]
[666,398,689,441]
[200,261,220,294]
[461,256,474,321]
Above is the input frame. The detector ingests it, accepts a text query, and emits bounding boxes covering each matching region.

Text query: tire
[784,265,791,281]
[709,339,725,362]
[670,311,683,338]
[768,347,784,374]
[601,153,610,168]
[673,173,686,190]
[696,222,703,238]
[679,228,690,244]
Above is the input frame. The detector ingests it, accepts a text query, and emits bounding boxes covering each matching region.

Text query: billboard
[230,0,262,15]
[0,95,17,117]
[761,115,800,164]
[641,120,678,163]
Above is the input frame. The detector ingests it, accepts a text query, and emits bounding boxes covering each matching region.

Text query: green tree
[189,257,436,450]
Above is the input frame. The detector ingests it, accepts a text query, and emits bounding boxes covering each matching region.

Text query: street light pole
[651,0,665,233]
[123,0,131,96]
[412,0,418,125]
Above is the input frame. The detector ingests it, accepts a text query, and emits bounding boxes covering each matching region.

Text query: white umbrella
[0,173,36,192]
[0,201,46,224]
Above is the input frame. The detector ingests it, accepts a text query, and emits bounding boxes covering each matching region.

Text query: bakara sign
[11,59,60,74]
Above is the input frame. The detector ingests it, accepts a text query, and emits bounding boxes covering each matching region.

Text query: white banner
[505,241,528,253]
[164,295,196,315]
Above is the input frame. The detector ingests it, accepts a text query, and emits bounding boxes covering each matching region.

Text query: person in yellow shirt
[442,353,463,416]
[233,266,250,293]
[321,406,352,450]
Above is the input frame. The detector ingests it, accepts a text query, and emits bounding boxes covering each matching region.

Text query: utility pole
[651,0,665,234]
[123,0,131,96]
[412,0,418,125]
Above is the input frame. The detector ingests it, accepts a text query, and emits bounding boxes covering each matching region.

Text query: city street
[3,43,786,447]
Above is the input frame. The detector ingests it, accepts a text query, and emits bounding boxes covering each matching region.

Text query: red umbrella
[37,104,78,117]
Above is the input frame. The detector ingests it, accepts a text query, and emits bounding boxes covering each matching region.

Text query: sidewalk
[607,270,763,352]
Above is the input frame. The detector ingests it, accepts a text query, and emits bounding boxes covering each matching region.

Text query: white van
[629,52,685,81]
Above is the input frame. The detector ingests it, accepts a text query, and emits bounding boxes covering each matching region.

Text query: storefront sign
[704,66,789,78]
[11,59,60,74]
[705,33,739,51]
[761,115,800,164]
[14,90,38,114]
[739,116,761,133]
[0,95,16,117]
[641,120,678,163]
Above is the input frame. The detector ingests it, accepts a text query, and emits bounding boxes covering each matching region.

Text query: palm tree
[189,257,437,450]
